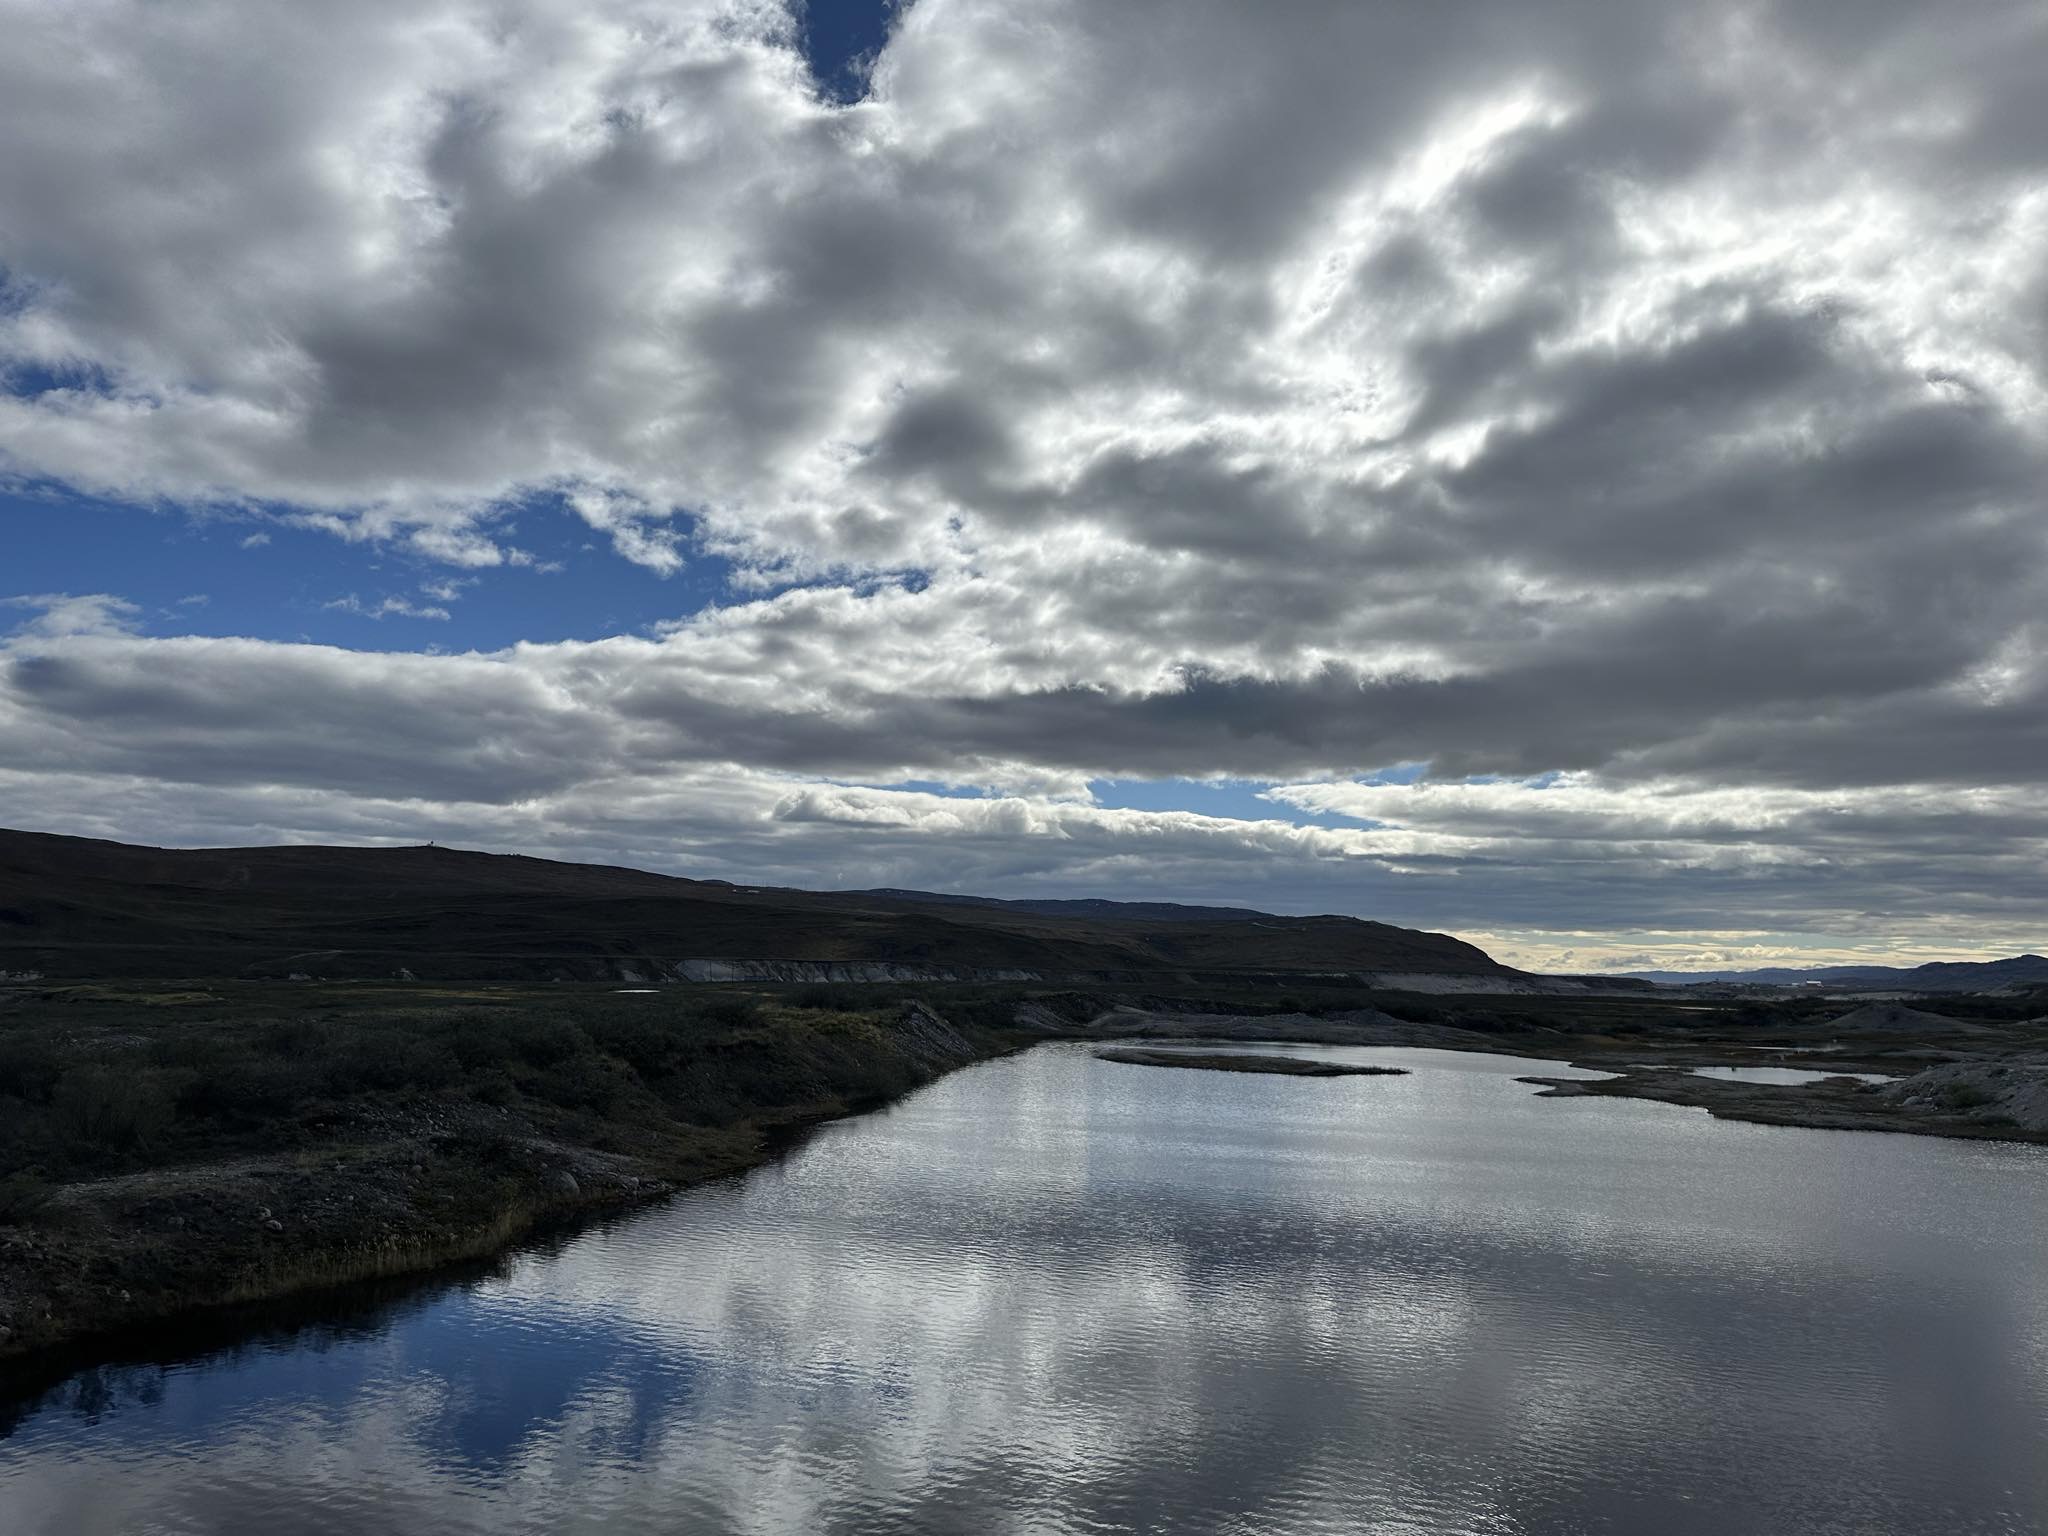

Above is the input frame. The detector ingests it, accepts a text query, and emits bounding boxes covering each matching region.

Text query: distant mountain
[1625,955,2048,992]
[0,827,1515,985]
[850,889,1271,923]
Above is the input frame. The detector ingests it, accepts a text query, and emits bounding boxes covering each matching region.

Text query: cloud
[0,0,2045,961]
[323,594,453,622]
[1,592,143,640]
[565,487,686,576]
[0,619,2041,967]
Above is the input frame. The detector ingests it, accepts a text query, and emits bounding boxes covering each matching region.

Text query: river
[4,1041,2046,1534]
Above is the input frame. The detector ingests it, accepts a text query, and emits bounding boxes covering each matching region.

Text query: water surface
[1688,1065,1897,1085]
[4,1042,2045,1535]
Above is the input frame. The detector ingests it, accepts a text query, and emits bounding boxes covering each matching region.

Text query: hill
[1625,956,2048,992]
[0,827,1516,985]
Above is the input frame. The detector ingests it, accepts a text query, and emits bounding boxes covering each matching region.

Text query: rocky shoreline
[4,1107,756,1366]
[0,989,1015,1367]
[1519,1059,2048,1142]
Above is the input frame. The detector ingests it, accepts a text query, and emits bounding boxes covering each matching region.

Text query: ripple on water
[3,1041,2046,1535]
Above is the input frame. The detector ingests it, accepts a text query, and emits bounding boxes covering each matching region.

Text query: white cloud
[1,620,2042,965]
[323,594,453,622]
[566,487,686,576]
[1,592,142,639]
[1,0,2045,960]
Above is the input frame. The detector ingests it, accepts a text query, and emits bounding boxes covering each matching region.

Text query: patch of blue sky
[1088,778,1323,825]
[1455,769,1563,788]
[1,355,119,402]
[0,263,36,321]
[839,779,990,799]
[1077,763,1575,830]
[1,272,117,402]
[0,485,742,651]
[801,0,900,103]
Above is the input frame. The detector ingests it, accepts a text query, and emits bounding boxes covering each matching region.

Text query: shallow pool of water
[3,1042,2043,1535]
[1689,1065,1897,1085]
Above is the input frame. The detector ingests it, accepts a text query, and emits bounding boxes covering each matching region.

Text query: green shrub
[930,996,1020,1032]
[259,1017,335,1058]
[693,996,761,1030]
[450,1016,588,1071]
[322,1037,462,1095]
[149,1032,233,1071]
[582,1016,683,1079]
[522,1053,626,1113]
[178,1060,316,1121]
[0,1171,54,1224]
[54,1066,173,1150]
[0,1036,63,1102]
[789,984,859,1011]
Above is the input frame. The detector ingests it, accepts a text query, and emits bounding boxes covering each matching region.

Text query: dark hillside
[0,828,1512,984]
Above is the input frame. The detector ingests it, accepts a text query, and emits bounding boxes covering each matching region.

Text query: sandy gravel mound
[1881,1055,2048,1134]
[1823,1002,1982,1034]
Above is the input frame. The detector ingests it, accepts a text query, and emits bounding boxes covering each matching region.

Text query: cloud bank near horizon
[3,0,2045,970]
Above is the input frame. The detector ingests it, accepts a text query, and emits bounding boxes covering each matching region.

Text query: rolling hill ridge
[0,827,1523,986]
[1626,956,2048,992]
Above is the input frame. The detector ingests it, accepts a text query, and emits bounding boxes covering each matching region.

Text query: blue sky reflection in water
[4,1045,2045,1534]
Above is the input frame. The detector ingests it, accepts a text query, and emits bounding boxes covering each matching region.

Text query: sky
[2,0,2045,974]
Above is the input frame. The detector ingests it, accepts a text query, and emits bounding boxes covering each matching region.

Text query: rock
[1881,1056,2048,1134]
[264,1218,284,1233]
[548,1170,580,1198]
[896,1002,976,1067]
[256,1205,272,1220]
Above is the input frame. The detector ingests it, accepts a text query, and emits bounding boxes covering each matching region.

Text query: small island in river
[1095,1048,1410,1077]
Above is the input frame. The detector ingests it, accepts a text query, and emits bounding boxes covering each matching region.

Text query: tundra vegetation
[0,981,1049,1363]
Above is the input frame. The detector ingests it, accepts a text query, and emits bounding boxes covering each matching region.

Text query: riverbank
[1520,1061,2048,1141]
[0,984,1022,1363]
[1062,1004,2048,1142]
[0,989,1495,1366]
